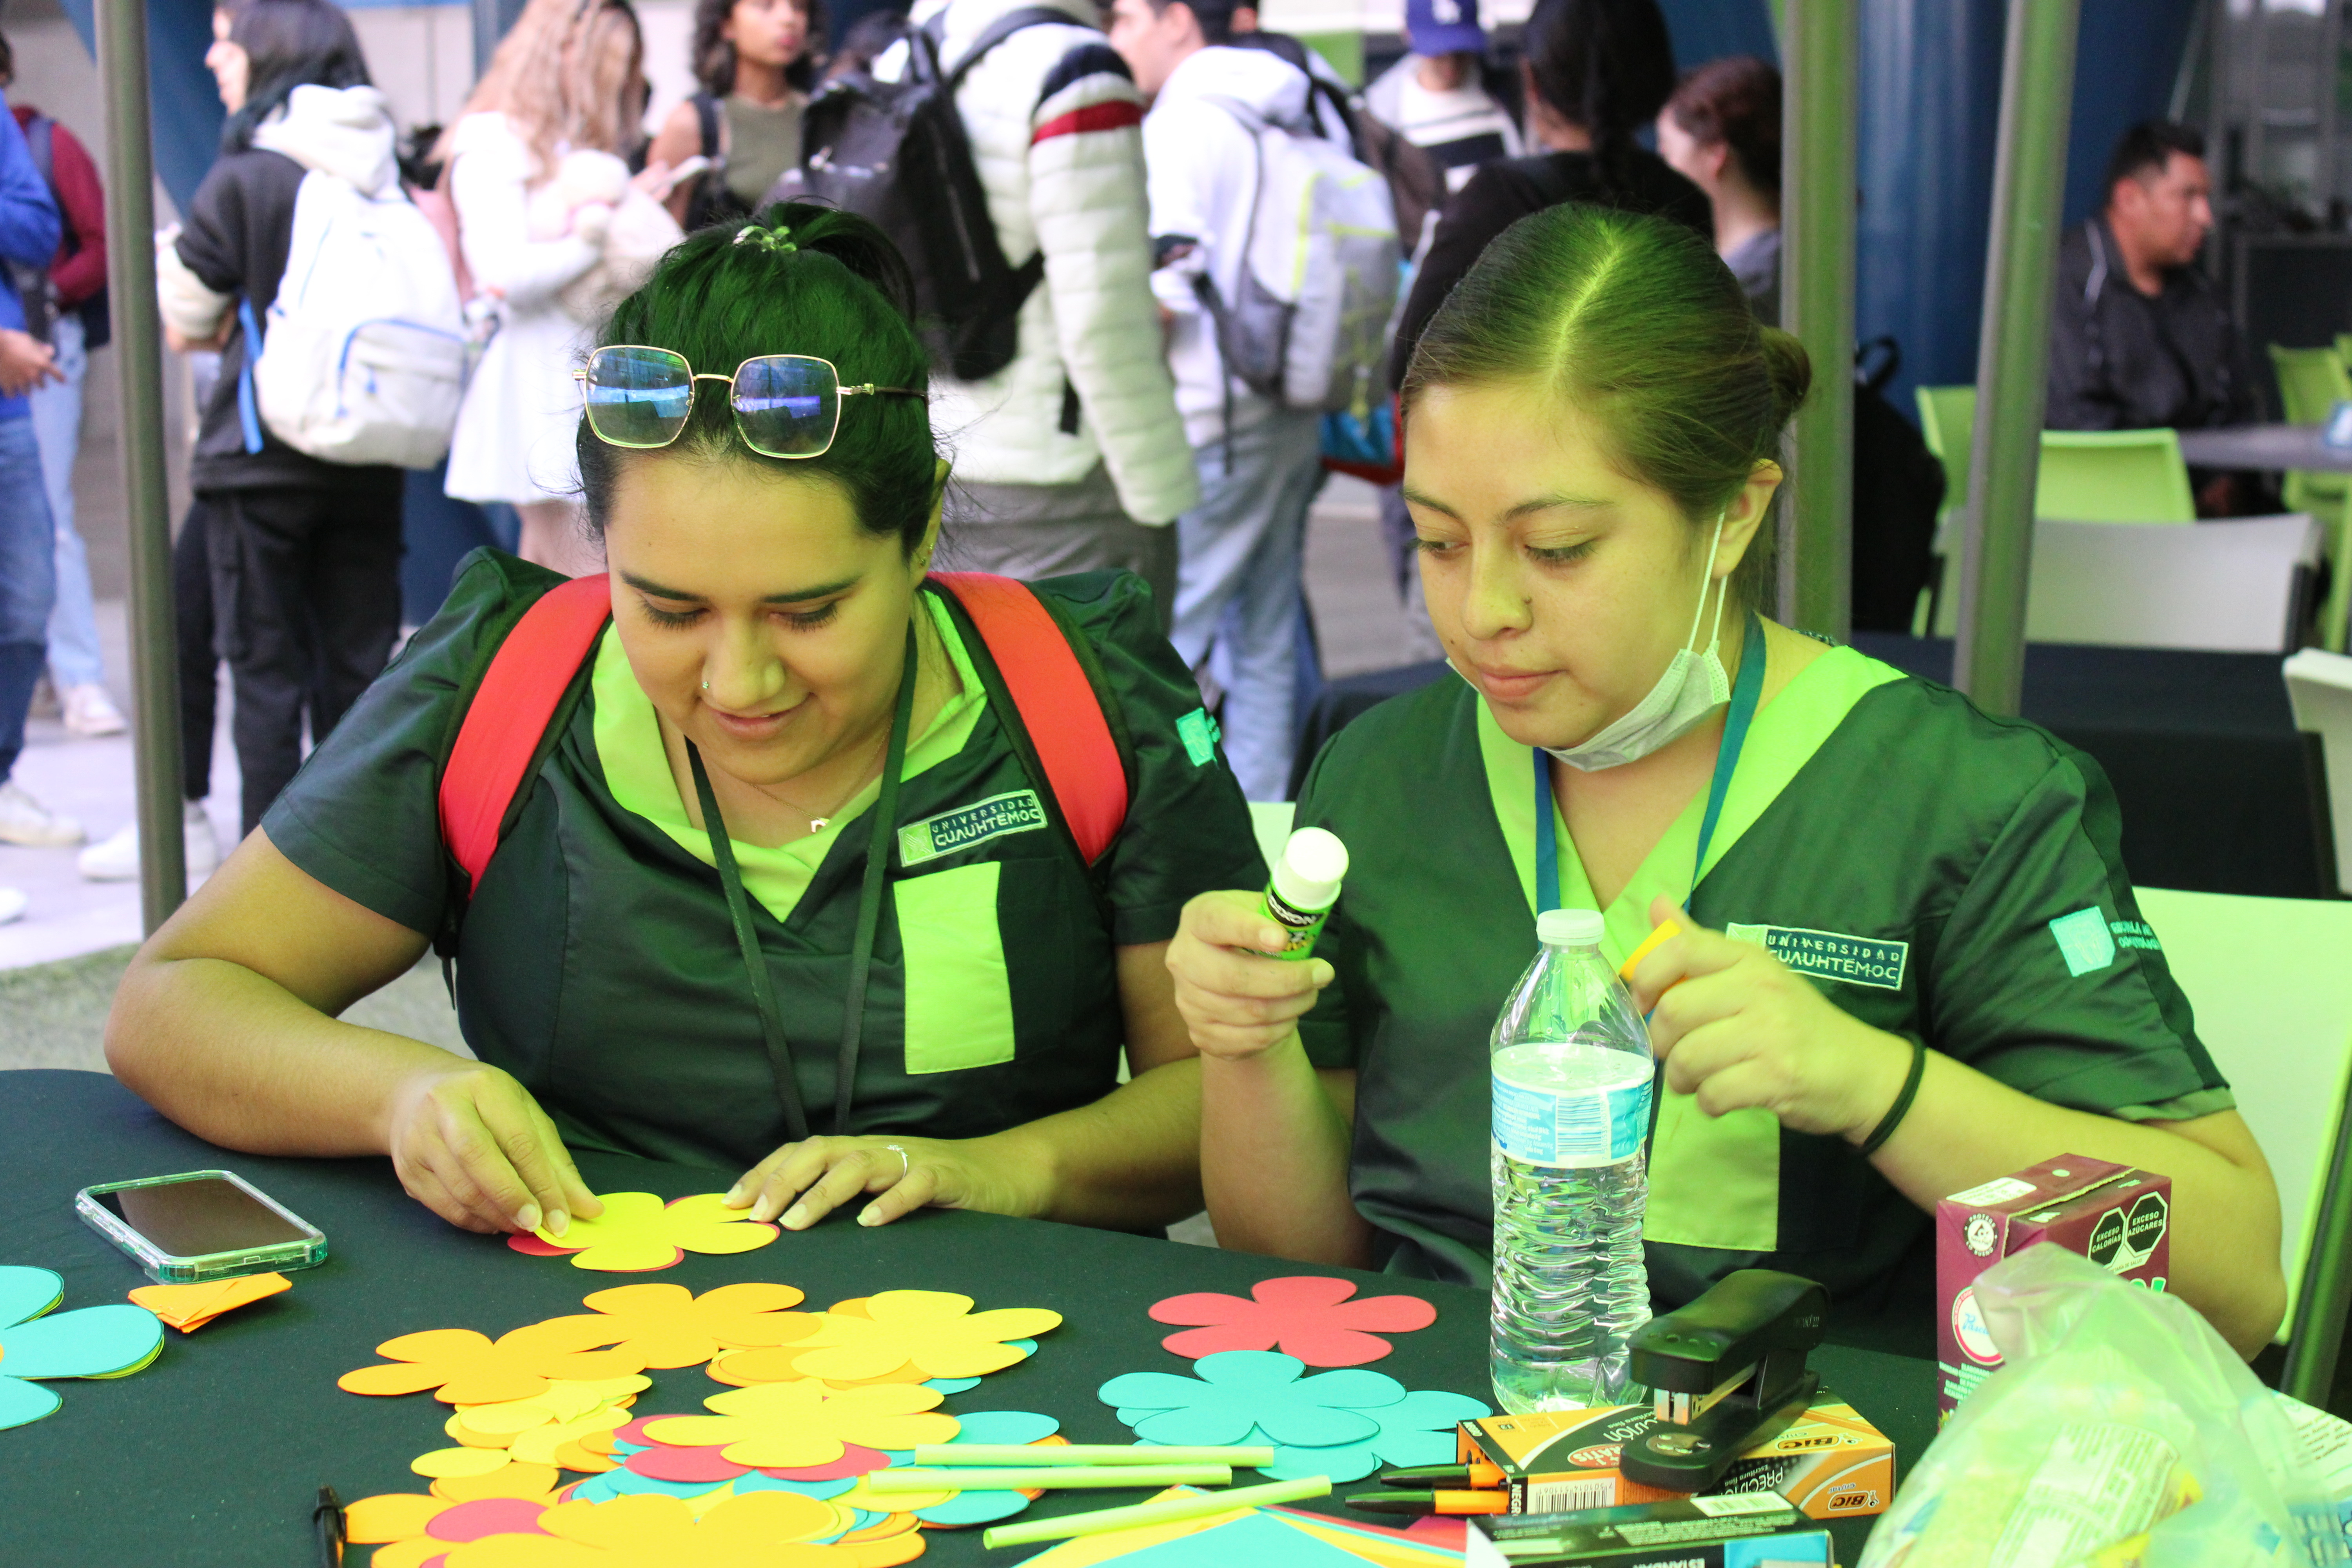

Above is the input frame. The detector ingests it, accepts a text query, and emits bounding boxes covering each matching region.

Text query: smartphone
[76,1170,328,1284]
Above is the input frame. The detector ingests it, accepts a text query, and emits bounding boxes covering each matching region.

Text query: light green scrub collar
[1476,641,1903,1251]
[594,592,986,924]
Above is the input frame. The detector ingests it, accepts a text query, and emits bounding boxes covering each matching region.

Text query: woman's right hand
[1166,890,1335,1062]
[384,1062,604,1236]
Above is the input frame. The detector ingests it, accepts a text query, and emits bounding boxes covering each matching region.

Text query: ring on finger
[883,1143,910,1179]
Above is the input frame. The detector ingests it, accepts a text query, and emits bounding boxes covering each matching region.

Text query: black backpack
[771,6,1070,382]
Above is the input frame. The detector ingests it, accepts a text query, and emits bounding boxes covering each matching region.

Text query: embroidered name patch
[897,790,1047,867]
[1176,708,1221,767]
[1726,924,1910,991]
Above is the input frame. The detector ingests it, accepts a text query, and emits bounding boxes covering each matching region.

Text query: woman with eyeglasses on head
[107,205,1265,1243]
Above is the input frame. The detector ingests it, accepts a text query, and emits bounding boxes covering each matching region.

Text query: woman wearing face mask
[1166,204,2288,1359]
[109,207,1261,1245]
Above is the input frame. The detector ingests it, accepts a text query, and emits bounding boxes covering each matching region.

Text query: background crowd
[0,0,2278,923]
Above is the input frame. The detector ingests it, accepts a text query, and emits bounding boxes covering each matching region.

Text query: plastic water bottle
[1490,907,1656,1412]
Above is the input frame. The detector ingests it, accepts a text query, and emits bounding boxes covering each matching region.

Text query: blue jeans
[1169,407,1325,802]
[0,414,58,781]
[31,316,102,689]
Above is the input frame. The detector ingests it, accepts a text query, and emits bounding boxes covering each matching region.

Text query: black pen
[314,1484,345,1568]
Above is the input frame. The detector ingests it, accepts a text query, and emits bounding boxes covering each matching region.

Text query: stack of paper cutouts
[508,1192,782,1272]
[1102,1279,1486,1484]
[129,1270,291,1332]
[341,1283,1069,1566]
[0,1264,167,1430]
[1013,1486,1465,1568]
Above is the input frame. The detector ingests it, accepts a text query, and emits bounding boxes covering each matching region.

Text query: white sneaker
[61,683,127,737]
[0,887,23,924]
[77,802,220,881]
[0,780,83,846]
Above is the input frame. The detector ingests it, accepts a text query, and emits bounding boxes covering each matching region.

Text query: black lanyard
[685,621,918,1144]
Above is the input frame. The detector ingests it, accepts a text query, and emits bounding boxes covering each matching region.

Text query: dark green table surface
[0,1070,1935,1564]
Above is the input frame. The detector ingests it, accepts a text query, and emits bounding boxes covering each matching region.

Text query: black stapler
[1618,1268,1827,1493]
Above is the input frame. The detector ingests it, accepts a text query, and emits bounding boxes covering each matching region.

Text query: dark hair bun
[1757,325,1811,430]
[740,203,920,327]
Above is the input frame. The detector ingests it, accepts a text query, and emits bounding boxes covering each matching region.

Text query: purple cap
[1406,0,1486,57]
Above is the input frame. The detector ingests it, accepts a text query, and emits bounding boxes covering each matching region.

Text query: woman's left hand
[722,1134,1045,1231]
[1624,895,1913,1143]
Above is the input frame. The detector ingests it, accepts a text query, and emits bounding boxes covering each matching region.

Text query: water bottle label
[1492,1073,1651,1167]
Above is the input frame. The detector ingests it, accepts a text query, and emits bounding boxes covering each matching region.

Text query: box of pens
[1454,1396,1894,1519]
[1462,1494,1833,1566]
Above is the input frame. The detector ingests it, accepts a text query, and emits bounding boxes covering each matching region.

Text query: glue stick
[1261,828,1348,961]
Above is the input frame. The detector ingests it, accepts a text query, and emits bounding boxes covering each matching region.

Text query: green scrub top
[265,551,1265,1172]
[1292,644,2229,1349]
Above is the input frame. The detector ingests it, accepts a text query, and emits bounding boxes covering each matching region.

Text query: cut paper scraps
[129,1270,291,1332]
[1011,1489,1465,1568]
[1147,1278,1436,1367]
[641,1379,958,1467]
[515,1283,815,1368]
[439,1374,648,1468]
[512,1192,780,1272]
[340,1327,647,1404]
[1099,1350,1490,1484]
[0,1265,166,1430]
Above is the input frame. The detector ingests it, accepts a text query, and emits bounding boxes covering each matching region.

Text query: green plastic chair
[2035,429,2198,522]
[2269,345,2352,647]
[1914,385,1977,521]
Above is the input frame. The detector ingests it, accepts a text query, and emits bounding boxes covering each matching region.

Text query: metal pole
[1777,0,1857,640]
[1953,0,2080,717]
[94,0,186,929]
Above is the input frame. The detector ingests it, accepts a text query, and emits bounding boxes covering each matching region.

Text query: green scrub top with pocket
[264,552,1267,1171]
[1290,640,2230,1350]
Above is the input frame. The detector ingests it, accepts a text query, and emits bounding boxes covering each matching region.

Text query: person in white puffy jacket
[895,0,1197,626]
[438,0,651,577]
[1111,0,1343,802]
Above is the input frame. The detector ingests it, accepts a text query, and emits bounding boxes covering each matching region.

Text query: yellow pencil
[980,1477,1333,1548]
[912,1444,1275,1466]
[863,1465,1230,1492]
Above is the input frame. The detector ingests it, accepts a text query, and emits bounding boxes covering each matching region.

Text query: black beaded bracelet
[1858,1036,1928,1157]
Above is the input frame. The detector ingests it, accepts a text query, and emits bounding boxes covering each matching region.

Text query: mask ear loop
[1686,514,1729,654]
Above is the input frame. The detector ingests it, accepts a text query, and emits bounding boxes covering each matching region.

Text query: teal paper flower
[1099,1349,1405,1448]
[1245,1388,1495,1482]
[0,1265,167,1430]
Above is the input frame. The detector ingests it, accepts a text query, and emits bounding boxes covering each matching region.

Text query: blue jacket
[0,89,63,422]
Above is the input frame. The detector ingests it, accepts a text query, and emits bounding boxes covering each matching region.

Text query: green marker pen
[1261,827,1349,960]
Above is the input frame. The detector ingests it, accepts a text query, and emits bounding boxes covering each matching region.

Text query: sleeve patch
[1176,707,1221,767]
[1033,100,1145,145]
[2049,906,2118,976]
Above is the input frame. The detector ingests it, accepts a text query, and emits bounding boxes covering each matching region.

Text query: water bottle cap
[1537,908,1606,947]
[1273,827,1349,911]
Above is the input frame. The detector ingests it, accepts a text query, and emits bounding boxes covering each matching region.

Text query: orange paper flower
[339,1328,645,1405]
[516,1283,815,1368]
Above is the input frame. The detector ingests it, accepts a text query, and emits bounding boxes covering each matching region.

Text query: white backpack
[247,169,468,468]
[1197,97,1400,419]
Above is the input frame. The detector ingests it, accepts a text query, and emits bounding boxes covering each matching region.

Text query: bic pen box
[1458,1396,1894,1519]
[1463,1494,1832,1567]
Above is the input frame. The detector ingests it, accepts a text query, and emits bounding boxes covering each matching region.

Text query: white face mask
[1542,517,1732,772]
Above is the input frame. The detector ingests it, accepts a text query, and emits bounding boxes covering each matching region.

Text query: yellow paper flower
[641,1378,958,1467]
[436,1490,879,1567]
[526,1193,779,1272]
[515,1283,814,1368]
[788,1290,1062,1381]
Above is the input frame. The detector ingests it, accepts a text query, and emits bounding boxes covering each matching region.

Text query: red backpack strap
[928,572,1129,865]
[439,573,615,892]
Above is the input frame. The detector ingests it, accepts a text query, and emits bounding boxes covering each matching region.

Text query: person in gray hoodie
[156,0,403,841]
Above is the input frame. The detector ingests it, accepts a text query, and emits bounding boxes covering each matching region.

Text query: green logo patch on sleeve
[897,790,1048,867]
[1176,707,1222,768]
[2049,906,2118,976]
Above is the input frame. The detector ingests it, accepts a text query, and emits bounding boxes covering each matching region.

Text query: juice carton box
[1456,1396,1895,1519]
[1936,1154,2171,1420]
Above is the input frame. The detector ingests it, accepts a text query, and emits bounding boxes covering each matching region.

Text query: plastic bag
[1861,1243,2345,1568]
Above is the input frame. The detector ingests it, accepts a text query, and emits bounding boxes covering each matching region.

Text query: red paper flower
[1147,1276,1438,1367]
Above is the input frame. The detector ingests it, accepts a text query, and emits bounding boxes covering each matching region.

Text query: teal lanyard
[1535,610,1766,915]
